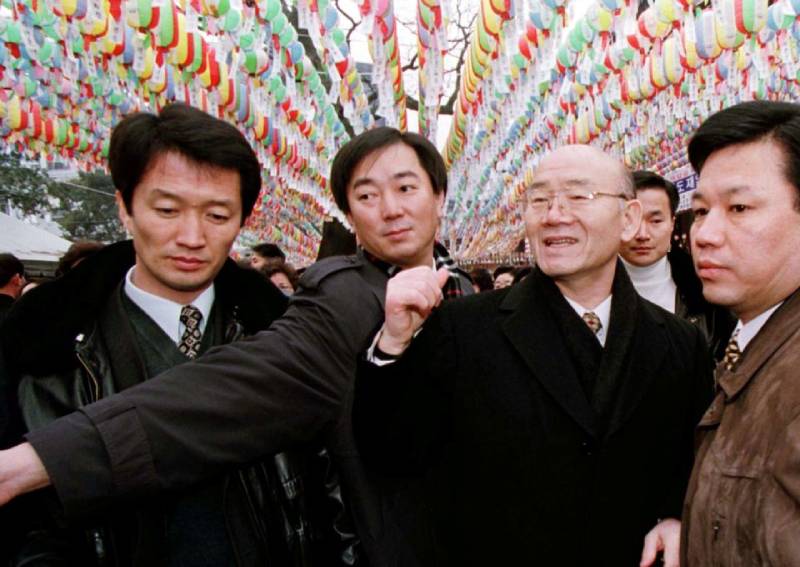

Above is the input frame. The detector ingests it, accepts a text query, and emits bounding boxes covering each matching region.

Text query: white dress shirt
[564,294,612,347]
[123,267,215,344]
[733,302,784,352]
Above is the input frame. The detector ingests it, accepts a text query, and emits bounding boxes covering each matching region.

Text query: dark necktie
[582,311,602,335]
[722,329,742,372]
[179,305,203,359]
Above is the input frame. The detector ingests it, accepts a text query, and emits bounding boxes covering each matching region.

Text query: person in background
[261,260,298,296]
[492,265,515,289]
[55,241,106,277]
[0,254,25,323]
[249,242,286,270]
[620,171,734,358]
[469,268,493,293]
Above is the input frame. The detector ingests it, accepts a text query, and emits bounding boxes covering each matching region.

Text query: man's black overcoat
[354,266,714,566]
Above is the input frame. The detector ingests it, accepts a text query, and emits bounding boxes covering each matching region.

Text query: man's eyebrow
[149,188,235,208]
[392,171,420,180]
[692,185,751,201]
[351,170,421,190]
[528,178,593,190]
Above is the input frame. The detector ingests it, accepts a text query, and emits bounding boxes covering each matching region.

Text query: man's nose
[176,213,206,247]
[542,194,572,223]
[635,220,651,241]
[380,192,403,219]
[691,210,725,249]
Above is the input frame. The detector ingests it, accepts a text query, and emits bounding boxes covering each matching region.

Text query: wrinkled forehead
[533,146,624,190]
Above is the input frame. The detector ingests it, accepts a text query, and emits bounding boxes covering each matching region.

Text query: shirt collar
[564,294,613,347]
[734,301,784,352]
[123,266,215,344]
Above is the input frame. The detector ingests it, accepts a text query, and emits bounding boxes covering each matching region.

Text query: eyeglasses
[524,188,627,215]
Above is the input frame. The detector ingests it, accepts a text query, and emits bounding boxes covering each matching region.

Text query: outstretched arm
[0,443,49,506]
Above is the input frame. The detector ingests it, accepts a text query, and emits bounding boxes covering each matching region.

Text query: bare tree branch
[334,0,361,43]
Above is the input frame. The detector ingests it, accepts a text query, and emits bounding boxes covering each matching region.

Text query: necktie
[179,305,203,359]
[722,329,742,372]
[582,311,602,335]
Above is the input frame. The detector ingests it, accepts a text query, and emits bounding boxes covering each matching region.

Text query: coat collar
[717,286,800,401]
[499,262,668,439]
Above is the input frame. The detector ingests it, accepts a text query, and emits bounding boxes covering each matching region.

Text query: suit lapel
[501,272,598,438]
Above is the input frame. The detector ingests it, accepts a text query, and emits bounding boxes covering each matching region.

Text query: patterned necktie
[722,329,742,372]
[179,305,203,359]
[582,311,602,335]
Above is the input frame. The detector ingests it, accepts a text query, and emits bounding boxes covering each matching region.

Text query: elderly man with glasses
[352,145,714,567]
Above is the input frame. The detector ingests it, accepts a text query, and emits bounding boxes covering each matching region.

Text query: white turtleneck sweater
[621,256,677,314]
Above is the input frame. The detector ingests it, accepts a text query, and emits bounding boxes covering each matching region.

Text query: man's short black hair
[252,243,285,261]
[109,103,262,225]
[329,127,447,214]
[632,170,679,216]
[493,265,515,280]
[688,100,800,209]
[0,253,25,287]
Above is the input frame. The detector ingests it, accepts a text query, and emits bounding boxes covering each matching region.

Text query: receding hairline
[535,145,633,196]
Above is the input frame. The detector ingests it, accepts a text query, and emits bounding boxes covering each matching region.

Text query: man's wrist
[0,442,51,505]
[376,328,410,355]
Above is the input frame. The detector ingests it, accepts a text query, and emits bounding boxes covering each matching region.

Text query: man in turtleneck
[620,170,733,359]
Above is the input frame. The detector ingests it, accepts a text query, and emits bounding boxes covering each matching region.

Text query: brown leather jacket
[682,287,800,566]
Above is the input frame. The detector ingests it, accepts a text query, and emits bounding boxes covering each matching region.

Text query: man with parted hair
[0,103,342,566]
[352,144,713,566]
[620,170,734,359]
[682,100,800,566]
[0,125,471,567]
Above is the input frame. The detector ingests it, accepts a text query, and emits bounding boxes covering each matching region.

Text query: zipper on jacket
[75,333,101,403]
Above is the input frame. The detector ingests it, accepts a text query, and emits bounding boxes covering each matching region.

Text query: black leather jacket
[4,241,350,567]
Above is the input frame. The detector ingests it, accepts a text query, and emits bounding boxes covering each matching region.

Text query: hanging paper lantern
[655,0,681,25]
[529,0,556,31]
[734,0,768,33]
[695,11,722,59]
[766,1,795,30]
[662,35,684,84]
[586,4,613,33]
[716,0,746,48]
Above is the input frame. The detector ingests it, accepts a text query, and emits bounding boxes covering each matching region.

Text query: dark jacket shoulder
[299,254,365,290]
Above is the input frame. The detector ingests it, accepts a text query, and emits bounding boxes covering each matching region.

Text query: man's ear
[436,190,445,219]
[115,191,132,233]
[620,198,643,243]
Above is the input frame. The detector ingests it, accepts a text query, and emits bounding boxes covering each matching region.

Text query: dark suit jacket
[354,265,714,566]
[19,250,471,567]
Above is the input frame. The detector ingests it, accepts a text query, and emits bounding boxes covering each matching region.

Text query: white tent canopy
[0,213,71,262]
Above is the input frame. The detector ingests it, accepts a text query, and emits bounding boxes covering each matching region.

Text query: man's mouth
[171,257,207,270]
[384,228,411,239]
[543,236,577,247]
[695,260,727,278]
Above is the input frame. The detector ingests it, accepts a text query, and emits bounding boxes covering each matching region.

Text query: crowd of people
[0,99,797,567]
